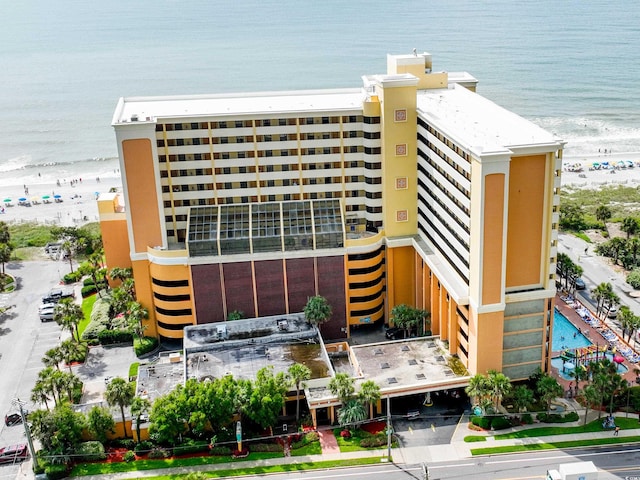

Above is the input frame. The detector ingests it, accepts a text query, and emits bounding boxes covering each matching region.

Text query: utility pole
[13,399,37,472]
[422,462,430,479]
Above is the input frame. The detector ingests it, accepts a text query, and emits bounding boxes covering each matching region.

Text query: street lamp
[12,399,37,473]
[386,395,392,461]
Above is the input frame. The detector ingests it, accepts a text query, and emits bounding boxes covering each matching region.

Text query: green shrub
[124,450,136,462]
[248,442,283,453]
[521,413,533,424]
[75,441,106,461]
[209,445,231,456]
[174,440,210,455]
[490,416,511,430]
[471,415,491,430]
[134,440,155,453]
[112,438,136,449]
[291,431,319,450]
[45,464,69,480]
[98,329,133,345]
[148,447,171,459]
[63,271,83,284]
[81,285,98,298]
[537,411,579,423]
[359,434,386,448]
[134,336,159,357]
[628,269,640,289]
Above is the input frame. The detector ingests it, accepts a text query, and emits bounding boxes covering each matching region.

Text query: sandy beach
[1,151,639,228]
[0,173,122,228]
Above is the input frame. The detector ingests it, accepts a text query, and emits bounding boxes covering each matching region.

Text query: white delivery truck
[546,461,599,480]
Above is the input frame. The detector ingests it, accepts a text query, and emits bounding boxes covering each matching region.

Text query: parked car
[4,413,22,427]
[607,306,618,318]
[0,444,28,465]
[574,277,586,290]
[39,304,56,322]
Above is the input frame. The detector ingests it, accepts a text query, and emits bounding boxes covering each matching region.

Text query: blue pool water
[552,309,592,352]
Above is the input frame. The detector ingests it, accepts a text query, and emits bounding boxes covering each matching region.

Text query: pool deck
[553,293,638,395]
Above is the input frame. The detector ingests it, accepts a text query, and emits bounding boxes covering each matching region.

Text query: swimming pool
[551,352,628,380]
[552,309,592,352]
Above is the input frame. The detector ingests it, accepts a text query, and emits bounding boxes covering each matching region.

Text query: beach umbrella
[3,198,11,203]
[613,354,625,364]
[42,195,50,199]
[18,197,27,202]
[53,194,62,199]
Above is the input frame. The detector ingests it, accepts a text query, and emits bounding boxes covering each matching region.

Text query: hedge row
[470,415,512,430]
[537,411,579,423]
[75,441,106,462]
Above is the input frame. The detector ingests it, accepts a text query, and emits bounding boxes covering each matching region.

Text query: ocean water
[1,0,639,187]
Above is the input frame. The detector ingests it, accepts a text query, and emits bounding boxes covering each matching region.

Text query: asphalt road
[0,259,67,478]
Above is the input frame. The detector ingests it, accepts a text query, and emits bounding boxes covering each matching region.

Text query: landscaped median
[465,417,640,456]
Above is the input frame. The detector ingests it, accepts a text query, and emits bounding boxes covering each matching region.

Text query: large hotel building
[101,52,565,381]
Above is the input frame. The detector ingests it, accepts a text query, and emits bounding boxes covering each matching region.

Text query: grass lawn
[290,441,322,456]
[70,452,284,476]
[118,457,385,480]
[79,294,97,337]
[471,436,640,456]
[464,417,640,443]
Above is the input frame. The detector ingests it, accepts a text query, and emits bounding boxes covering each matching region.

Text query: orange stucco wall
[469,310,504,374]
[386,246,415,314]
[506,155,546,288]
[482,174,505,305]
[122,139,163,253]
[100,218,132,273]
[131,259,157,338]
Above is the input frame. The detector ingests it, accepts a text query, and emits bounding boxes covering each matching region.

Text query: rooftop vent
[427,342,436,348]
[387,377,398,384]
[401,345,410,352]
[408,359,418,366]
[374,348,384,356]
[380,362,390,369]
[277,319,289,331]
[435,355,445,363]
[131,114,139,122]
[416,373,426,380]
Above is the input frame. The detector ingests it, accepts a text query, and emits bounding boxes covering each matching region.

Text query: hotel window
[279,118,287,126]
[263,119,271,126]
[218,121,227,128]
[266,165,274,172]
[280,134,288,141]
[235,120,243,128]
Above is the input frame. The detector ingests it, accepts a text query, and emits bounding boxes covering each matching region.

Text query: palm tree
[536,375,563,413]
[487,370,511,410]
[337,399,367,427]
[287,363,311,421]
[110,267,133,284]
[126,301,149,338]
[328,373,355,405]
[609,237,626,266]
[465,374,491,407]
[130,396,151,442]
[0,243,12,276]
[512,385,534,413]
[622,217,639,239]
[358,380,381,419]
[628,238,640,266]
[105,377,135,438]
[37,367,59,406]
[58,339,86,372]
[582,384,600,425]
[303,295,332,328]
[31,381,52,411]
[42,347,64,371]
[595,205,612,233]
[571,365,589,395]
[54,298,84,343]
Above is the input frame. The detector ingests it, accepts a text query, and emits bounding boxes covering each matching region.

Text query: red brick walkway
[317,428,340,454]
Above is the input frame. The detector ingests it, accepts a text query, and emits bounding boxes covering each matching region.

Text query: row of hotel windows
[156,130,381,146]
[158,146,381,158]
[159,162,380,174]
[418,149,470,200]
[418,211,470,284]
[155,115,380,132]
[162,178,371,192]
[418,133,471,182]
[417,163,471,218]
[419,118,471,163]
[163,196,369,210]
[417,174,470,234]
